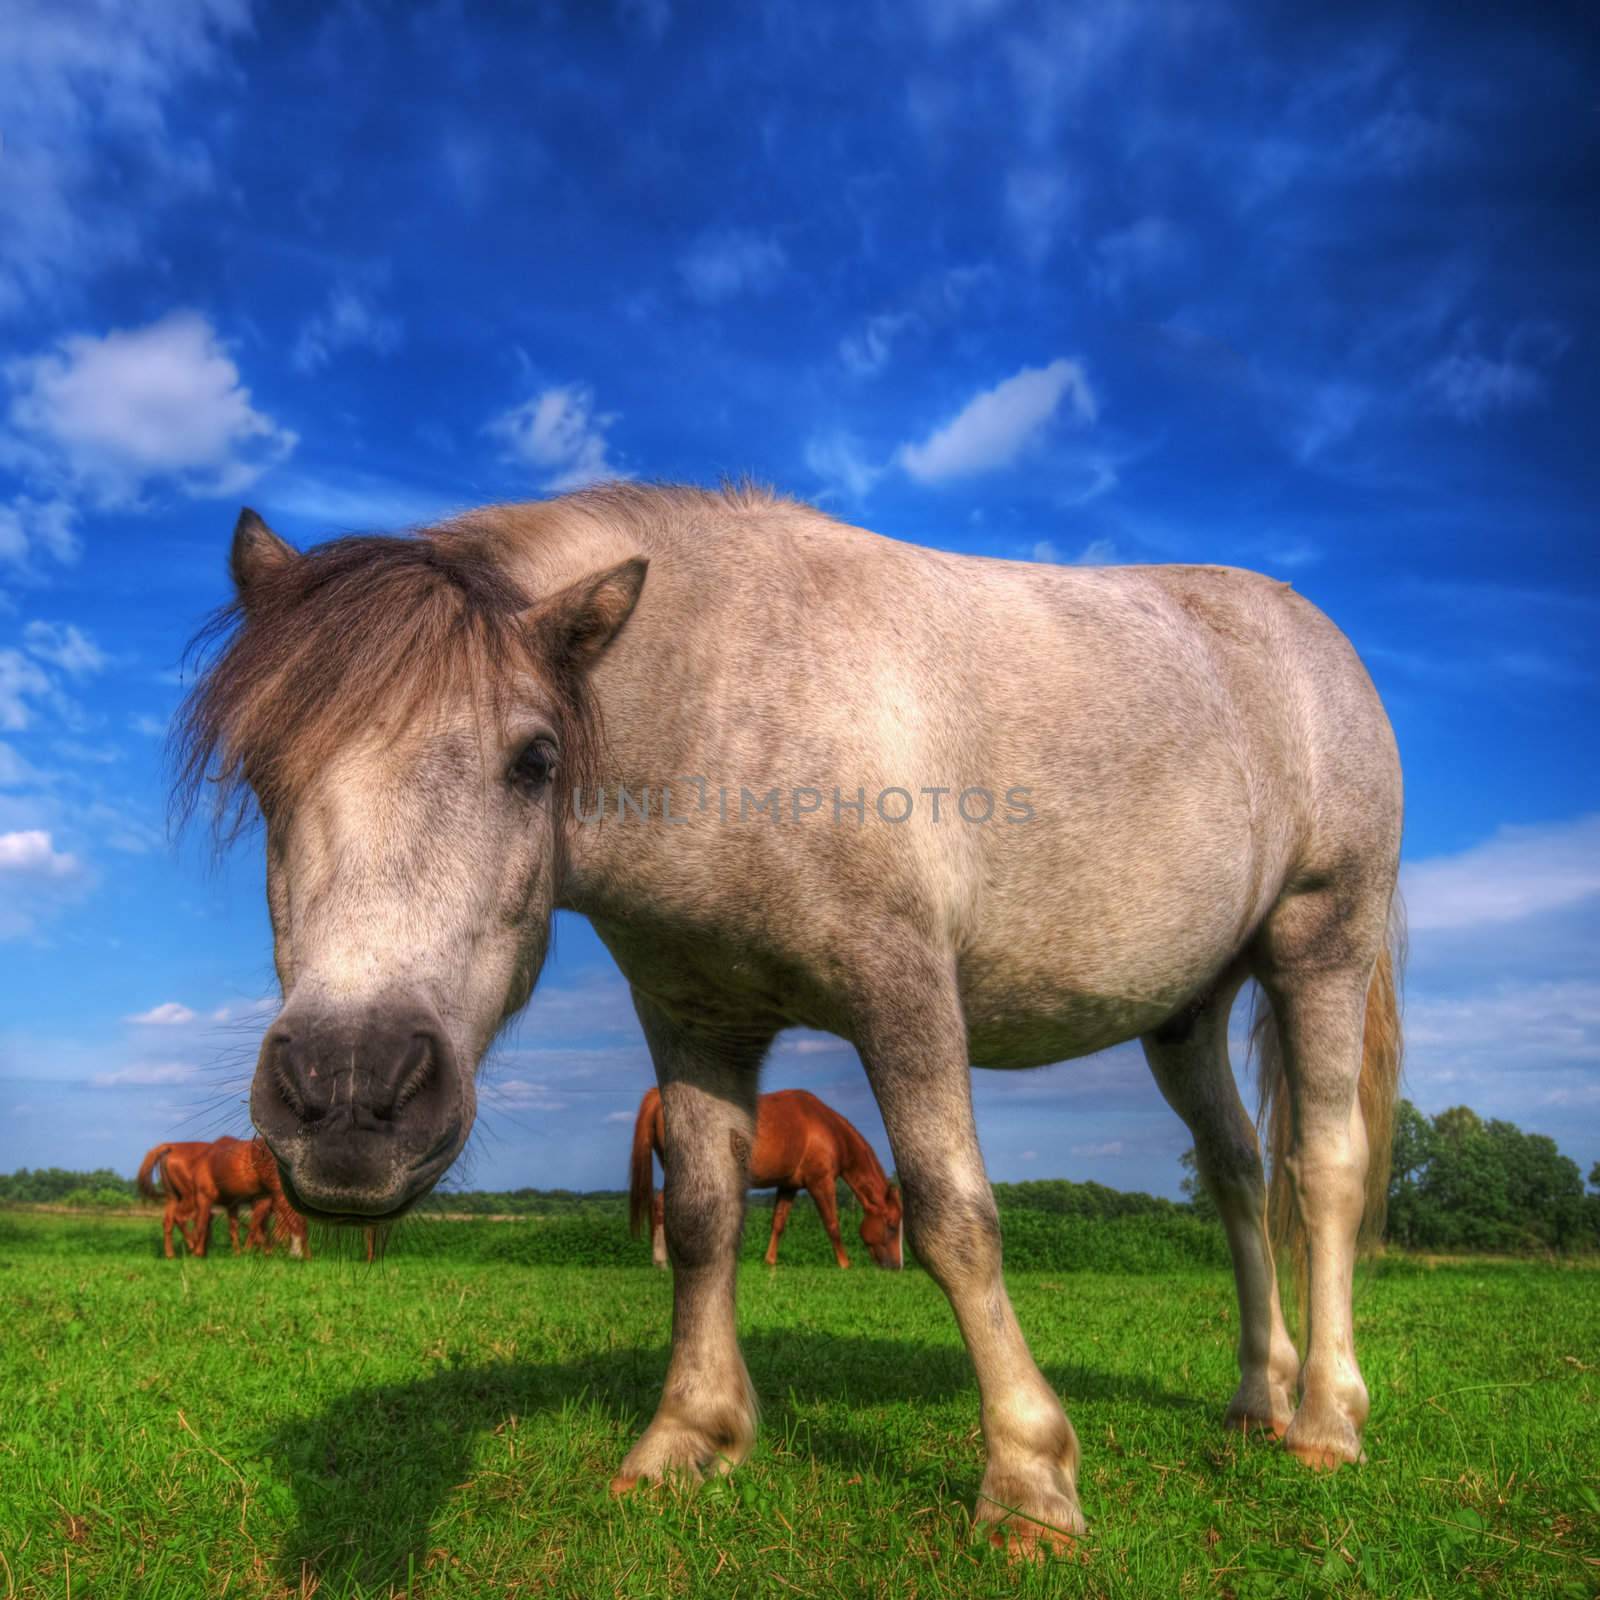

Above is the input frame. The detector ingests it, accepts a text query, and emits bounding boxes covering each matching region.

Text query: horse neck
[828,1110,891,1211]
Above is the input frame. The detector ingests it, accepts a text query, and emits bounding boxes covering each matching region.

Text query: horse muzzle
[250,1000,469,1220]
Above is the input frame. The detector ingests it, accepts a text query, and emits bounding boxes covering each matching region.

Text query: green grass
[1,1209,1596,1599]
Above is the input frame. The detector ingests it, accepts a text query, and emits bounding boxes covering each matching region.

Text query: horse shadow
[265,1330,1204,1588]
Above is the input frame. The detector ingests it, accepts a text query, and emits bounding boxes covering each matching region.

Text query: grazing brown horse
[182,484,1403,1547]
[186,1136,310,1259]
[138,1139,259,1258]
[138,1137,308,1259]
[630,1086,902,1269]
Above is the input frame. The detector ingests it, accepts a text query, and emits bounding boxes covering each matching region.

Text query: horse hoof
[1282,1410,1365,1471]
[1223,1406,1294,1440]
[983,1518,1079,1562]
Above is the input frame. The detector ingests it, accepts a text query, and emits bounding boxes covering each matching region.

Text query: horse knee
[906,1184,1002,1286]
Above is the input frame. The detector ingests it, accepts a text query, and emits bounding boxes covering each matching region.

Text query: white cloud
[1092,217,1185,298]
[803,432,884,501]
[126,1002,199,1026]
[0,496,80,571]
[6,312,297,503]
[1004,168,1075,266]
[603,1108,638,1123]
[839,313,914,378]
[0,650,55,731]
[897,358,1098,483]
[486,384,622,491]
[1290,380,1371,464]
[776,1033,846,1057]
[91,1062,200,1088]
[1420,323,1567,423]
[266,471,460,531]
[291,286,402,374]
[1070,1140,1125,1158]
[1030,537,1116,565]
[23,621,106,677]
[0,829,79,878]
[485,1078,569,1112]
[1404,815,1600,933]
[0,742,46,787]
[917,0,1010,38]
[617,0,671,39]
[678,229,787,303]
[0,0,249,318]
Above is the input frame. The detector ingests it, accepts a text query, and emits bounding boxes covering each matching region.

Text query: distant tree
[1386,1100,1438,1247]
[1590,1160,1600,1193]
[1382,1104,1590,1253]
[1176,1149,1219,1222]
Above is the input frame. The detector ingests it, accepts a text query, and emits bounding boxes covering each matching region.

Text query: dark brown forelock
[172,525,602,844]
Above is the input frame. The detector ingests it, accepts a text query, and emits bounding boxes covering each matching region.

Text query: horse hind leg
[651,1188,668,1269]
[1251,878,1396,1470]
[1142,974,1298,1438]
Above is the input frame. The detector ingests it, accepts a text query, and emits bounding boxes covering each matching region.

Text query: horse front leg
[1142,978,1299,1438]
[857,962,1083,1552]
[763,1187,796,1266]
[611,995,772,1491]
[806,1179,851,1268]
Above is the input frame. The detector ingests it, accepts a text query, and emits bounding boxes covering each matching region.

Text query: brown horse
[630,1086,902,1270]
[186,1136,310,1259]
[138,1138,264,1258]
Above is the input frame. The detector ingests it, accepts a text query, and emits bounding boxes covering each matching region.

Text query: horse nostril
[269,1034,308,1119]
[380,1032,438,1121]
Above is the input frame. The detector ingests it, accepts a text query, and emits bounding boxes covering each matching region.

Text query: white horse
[178,483,1402,1549]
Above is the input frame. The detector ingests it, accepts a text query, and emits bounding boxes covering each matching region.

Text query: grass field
[1,1208,1596,1599]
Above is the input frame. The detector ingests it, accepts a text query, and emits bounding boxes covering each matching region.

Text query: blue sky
[1,0,1596,1199]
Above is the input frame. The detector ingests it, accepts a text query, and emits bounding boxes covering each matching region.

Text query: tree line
[1182,1100,1600,1254]
[8,1102,1599,1254]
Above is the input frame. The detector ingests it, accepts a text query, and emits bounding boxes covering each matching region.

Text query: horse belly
[955,822,1265,1070]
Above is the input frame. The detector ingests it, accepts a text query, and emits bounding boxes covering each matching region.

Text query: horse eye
[508,738,558,794]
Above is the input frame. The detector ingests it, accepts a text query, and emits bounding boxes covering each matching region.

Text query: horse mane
[171,519,576,842]
[171,482,799,843]
[816,1096,894,1207]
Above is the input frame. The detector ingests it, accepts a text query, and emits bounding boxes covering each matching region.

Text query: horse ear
[230,508,298,605]
[530,556,648,668]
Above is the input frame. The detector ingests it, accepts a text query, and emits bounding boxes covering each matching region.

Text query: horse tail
[1259,894,1405,1297]
[136,1143,174,1200]
[628,1088,661,1239]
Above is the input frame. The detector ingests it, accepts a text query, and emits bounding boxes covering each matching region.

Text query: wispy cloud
[486,384,623,491]
[0,496,80,572]
[1420,322,1568,423]
[1403,814,1600,932]
[1004,168,1075,266]
[291,285,403,374]
[125,1001,199,1026]
[0,0,248,318]
[22,622,106,678]
[804,431,884,501]
[898,358,1098,483]
[678,229,787,304]
[91,1062,200,1088]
